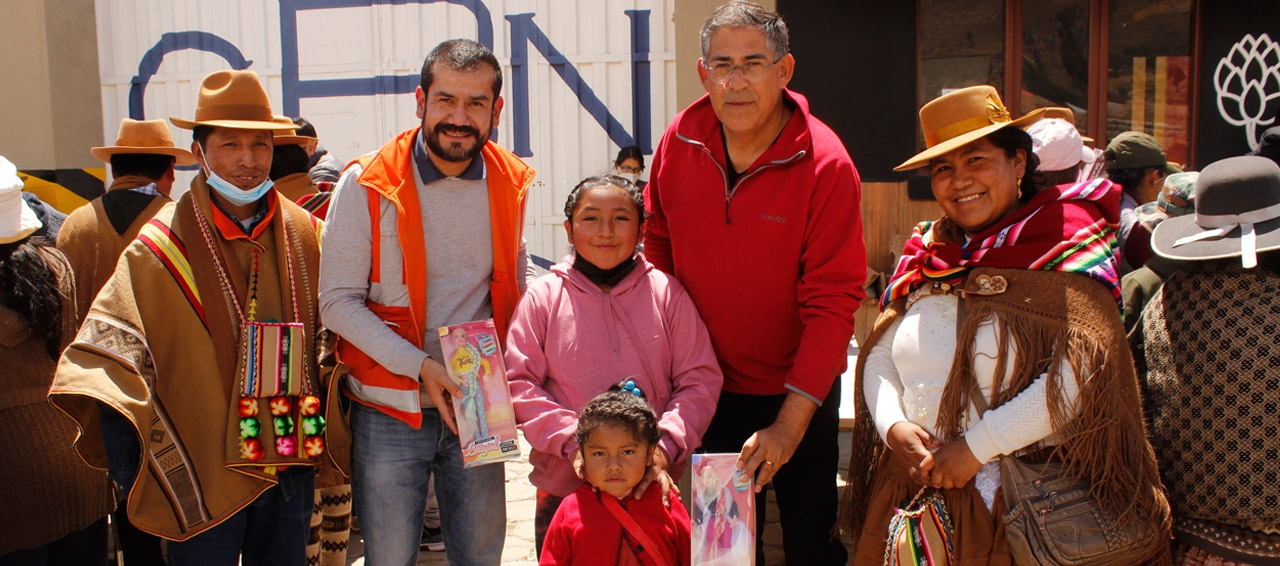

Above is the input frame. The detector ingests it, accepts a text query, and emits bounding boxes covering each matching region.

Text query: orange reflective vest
[336,127,534,428]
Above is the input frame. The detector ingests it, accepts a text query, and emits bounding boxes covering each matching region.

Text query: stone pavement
[343,426,856,566]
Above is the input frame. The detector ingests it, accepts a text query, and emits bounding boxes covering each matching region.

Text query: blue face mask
[205,167,273,207]
[199,145,274,207]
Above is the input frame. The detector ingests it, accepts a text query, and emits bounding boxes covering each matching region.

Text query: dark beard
[425,121,487,163]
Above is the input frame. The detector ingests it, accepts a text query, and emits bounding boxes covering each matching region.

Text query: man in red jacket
[643,2,866,564]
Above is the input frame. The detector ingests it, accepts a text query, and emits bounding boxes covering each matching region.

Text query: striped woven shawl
[881,178,1123,310]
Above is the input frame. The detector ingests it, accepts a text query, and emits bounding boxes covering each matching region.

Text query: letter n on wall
[505,11,652,157]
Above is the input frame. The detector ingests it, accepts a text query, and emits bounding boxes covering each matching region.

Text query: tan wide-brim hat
[271,116,318,146]
[896,85,1046,171]
[170,70,296,131]
[91,118,197,165]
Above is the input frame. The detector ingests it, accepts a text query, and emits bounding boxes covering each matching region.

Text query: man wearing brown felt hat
[56,117,194,566]
[50,69,343,566]
[266,115,321,204]
[58,119,195,324]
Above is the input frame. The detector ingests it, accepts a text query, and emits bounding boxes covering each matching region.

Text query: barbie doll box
[691,453,756,566]
[437,319,521,468]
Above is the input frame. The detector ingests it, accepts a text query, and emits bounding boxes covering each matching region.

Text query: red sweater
[541,484,691,566]
[643,90,867,401]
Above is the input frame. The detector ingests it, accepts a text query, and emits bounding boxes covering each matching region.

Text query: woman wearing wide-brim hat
[839,85,1172,564]
[1138,155,1280,565]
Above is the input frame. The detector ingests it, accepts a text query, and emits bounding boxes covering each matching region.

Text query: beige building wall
[673,0,776,110]
[1,2,57,169]
[0,0,101,170]
[0,0,772,167]
[45,0,104,168]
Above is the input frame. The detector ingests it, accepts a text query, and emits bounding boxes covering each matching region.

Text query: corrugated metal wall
[95,0,679,267]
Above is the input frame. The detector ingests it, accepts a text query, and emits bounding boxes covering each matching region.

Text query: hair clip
[622,379,643,397]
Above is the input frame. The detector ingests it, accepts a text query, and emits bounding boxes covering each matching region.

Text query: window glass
[1107,0,1193,165]
[919,0,1006,116]
[1021,0,1091,135]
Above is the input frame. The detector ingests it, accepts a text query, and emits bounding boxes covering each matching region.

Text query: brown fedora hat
[170,70,295,131]
[270,116,318,146]
[1152,155,1280,268]
[91,119,196,165]
[896,85,1045,171]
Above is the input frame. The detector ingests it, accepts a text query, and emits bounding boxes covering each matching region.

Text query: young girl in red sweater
[540,382,692,566]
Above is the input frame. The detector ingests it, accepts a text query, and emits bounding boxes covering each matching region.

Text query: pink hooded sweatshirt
[506,254,724,497]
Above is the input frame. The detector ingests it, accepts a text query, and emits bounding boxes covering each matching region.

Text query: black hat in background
[1254,125,1280,166]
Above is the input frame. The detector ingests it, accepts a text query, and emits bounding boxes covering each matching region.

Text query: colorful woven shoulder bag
[883,487,956,566]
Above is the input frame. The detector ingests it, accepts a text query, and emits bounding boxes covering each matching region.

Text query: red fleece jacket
[643,90,867,402]
[541,484,691,566]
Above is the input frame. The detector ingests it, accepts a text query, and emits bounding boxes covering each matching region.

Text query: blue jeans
[350,402,506,566]
[167,466,316,566]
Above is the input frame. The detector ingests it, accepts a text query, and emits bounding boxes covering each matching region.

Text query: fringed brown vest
[841,268,1172,563]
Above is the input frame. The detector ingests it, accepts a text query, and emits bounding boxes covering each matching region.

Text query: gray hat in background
[1152,156,1280,268]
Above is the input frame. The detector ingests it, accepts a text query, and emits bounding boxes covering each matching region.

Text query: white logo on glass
[1214,33,1280,151]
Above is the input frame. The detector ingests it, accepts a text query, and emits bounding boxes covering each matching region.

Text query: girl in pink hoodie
[505,175,723,554]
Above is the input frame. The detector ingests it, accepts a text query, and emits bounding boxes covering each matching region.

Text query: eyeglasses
[701,55,785,85]
[616,165,643,174]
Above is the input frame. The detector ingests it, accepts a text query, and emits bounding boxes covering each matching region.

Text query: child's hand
[634,447,678,507]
